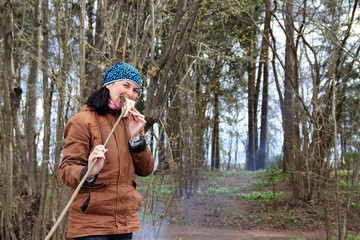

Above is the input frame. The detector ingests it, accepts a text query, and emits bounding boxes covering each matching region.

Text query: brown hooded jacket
[59,106,154,238]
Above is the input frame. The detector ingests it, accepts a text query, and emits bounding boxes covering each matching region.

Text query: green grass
[331,169,353,176]
[235,190,285,200]
[206,186,233,195]
[250,168,289,189]
[332,235,360,240]
[223,169,252,177]
[207,181,219,187]
[347,235,360,240]
[137,182,173,196]
[338,179,360,191]
[284,215,302,226]
[330,169,360,181]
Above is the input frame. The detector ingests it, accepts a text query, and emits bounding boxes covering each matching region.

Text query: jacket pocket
[81,190,91,213]
[132,180,137,189]
[124,186,142,214]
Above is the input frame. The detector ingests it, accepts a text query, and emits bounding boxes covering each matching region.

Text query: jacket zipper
[114,112,122,233]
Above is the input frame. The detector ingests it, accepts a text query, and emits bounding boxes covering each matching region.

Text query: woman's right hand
[87,145,108,179]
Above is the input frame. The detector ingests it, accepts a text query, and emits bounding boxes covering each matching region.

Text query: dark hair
[86,87,110,115]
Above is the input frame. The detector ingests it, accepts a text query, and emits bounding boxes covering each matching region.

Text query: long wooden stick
[45,108,126,240]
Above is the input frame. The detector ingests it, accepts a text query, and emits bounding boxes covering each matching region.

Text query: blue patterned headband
[103,62,142,87]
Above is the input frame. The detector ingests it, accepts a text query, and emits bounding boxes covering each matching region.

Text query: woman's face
[105,80,139,108]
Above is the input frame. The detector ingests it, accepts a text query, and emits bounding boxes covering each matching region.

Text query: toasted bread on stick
[120,96,135,117]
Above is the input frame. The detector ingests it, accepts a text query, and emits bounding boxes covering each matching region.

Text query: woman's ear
[105,83,112,90]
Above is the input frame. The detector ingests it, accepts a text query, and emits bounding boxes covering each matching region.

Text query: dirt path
[157,224,325,240]
[136,170,359,240]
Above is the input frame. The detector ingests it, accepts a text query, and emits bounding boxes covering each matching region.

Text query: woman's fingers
[93,152,105,160]
[128,109,144,119]
[126,109,146,139]
[88,145,108,178]
[89,145,108,161]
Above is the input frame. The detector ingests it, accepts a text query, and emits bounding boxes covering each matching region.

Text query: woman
[59,62,154,240]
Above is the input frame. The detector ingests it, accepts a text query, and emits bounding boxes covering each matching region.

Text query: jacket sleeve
[58,114,91,187]
[131,147,154,176]
[129,133,154,177]
[129,135,154,176]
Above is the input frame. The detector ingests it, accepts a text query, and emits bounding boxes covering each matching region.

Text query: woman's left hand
[127,108,146,142]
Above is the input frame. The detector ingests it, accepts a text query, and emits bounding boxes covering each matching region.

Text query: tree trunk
[193,64,206,192]
[0,189,17,240]
[227,136,233,171]
[234,134,239,169]
[183,73,193,197]
[212,84,220,171]
[82,0,118,102]
[1,3,15,238]
[158,123,168,172]
[210,60,223,171]
[79,0,86,98]
[83,0,105,101]
[111,1,132,63]
[283,0,306,201]
[48,3,72,237]
[25,0,41,192]
[282,0,295,176]
[258,0,272,169]
[246,27,256,171]
[144,0,202,130]
[21,0,42,237]
[34,0,51,238]
[10,13,29,198]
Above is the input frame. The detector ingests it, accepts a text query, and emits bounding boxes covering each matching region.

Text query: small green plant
[215,176,225,183]
[254,169,267,179]
[339,179,350,189]
[233,214,247,223]
[338,179,360,190]
[46,192,52,201]
[206,186,232,195]
[235,190,285,200]
[331,169,353,177]
[250,215,266,227]
[333,235,360,240]
[160,185,173,195]
[351,201,360,210]
[223,169,246,177]
[230,185,247,193]
[207,181,218,187]
[305,204,314,214]
[251,168,289,189]
[347,235,360,240]
[284,215,302,226]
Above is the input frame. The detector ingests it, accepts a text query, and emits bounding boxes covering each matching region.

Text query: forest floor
[136,169,360,240]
